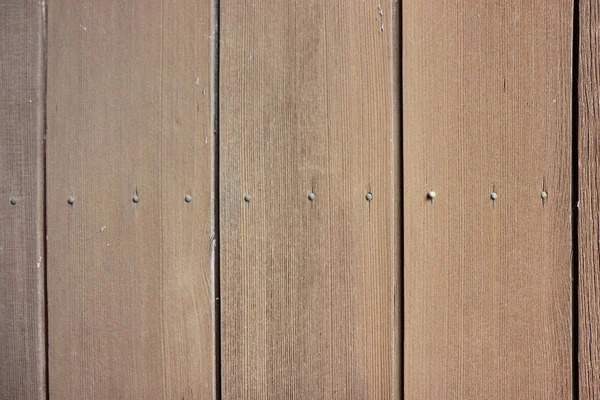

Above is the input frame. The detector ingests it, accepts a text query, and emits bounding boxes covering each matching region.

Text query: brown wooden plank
[46,1,216,398]
[219,1,400,398]
[578,0,600,397]
[403,1,573,398]
[0,1,46,399]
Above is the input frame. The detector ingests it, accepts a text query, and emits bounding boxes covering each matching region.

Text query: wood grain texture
[219,1,400,398]
[578,0,600,397]
[0,1,46,399]
[46,1,216,398]
[403,1,573,398]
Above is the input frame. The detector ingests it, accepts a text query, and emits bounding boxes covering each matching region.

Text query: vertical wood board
[219,1,400,398]
[0,1,46,398]
[403,1,573,398]
[578,0,600,397]
[46,1,216,398]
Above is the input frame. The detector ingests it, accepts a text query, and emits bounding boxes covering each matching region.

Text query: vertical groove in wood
[578,0,600,397]
[390,0,402,398]
[403,1,573,398]
[219,1,400,398]
[46,1,216,398]
[212,0,222,397]
[0,1,46,399]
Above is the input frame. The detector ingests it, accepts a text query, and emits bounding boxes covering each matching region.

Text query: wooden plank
[578,0,600,397]
[46,1,216,398]
[403,1,573,398]
[219,1,400,398]
[0,1,46,399]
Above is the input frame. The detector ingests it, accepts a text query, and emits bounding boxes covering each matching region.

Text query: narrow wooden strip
[403,1,573,397]
[0,1,46,398]
[219,1,400,398]
[46,1,216,398]
[578,0,600,397]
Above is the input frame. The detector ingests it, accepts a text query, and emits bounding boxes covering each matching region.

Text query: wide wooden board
[46,2,216,398]
[403,1,573,398]
[0,1,46,398]
[219,1,400,398]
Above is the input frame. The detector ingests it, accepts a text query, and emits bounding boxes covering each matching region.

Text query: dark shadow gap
[212,0,222,398]
[398,0,405,398]
[42,0,50,398]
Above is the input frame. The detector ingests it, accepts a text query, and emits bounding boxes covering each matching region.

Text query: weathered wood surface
[403,1,573,398]
[219,1,401,398]
[0,1,46,398]
[578,0,600,398]
[46,1,216,398]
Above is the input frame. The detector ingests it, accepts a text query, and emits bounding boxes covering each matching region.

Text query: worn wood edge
[389,0,401,398]
[35,0,48,395]
[210,0,220,398]
[40,0,48,395]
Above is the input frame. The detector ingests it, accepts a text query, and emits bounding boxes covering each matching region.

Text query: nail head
[244,194,252,203]
[541,191,548,200]
[10,198,17,205]
[308,193,315,201]
[67,196,75,205]
[491,192,498,201]
[427,191,436,200]
[185,195,192,203]
[132,195,140,203]
[366,192,373,201]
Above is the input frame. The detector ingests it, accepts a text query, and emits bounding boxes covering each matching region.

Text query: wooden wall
[1,0,599,399]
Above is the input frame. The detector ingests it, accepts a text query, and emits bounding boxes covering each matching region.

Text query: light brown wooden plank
[46,1,216,398]
[403,1,573,398]
[578,0,600,397]
[0,1,46,399]
[219,1,400,398]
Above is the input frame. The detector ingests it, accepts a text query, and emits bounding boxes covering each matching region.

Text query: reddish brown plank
[578,0,600,397]
[403,0,573,398]
[0,1,46,398]
[219,1,401,398]
[46,1,216,398]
